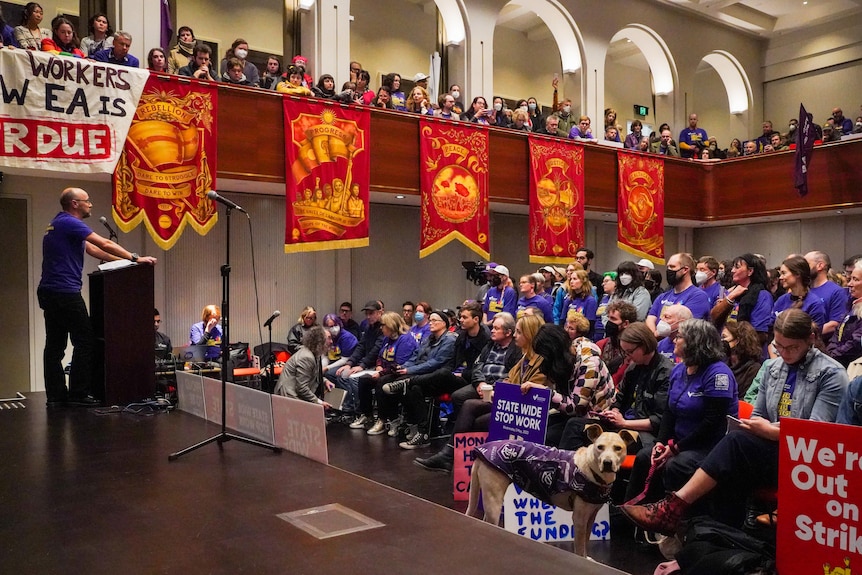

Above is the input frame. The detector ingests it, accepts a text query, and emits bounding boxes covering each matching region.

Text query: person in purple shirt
[409,301,432,344]
[623,319,737,505]
[38,187,156,408]
[563,269,598,338]
[655,304,692,364]
[771,255,827,329]
[0,6,20,48]
[806,250,850,340]
[678,113,708,158]
[711,253,773,339]
[624,119,644,149]
[831,107,854,135]
[646,253,711,335]
[696,256,724,308]
[568,116,595,139]
[517,273,553,321]
[483,265,517,324]
[92,31,139,67]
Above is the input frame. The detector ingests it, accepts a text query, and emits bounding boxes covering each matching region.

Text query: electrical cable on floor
[93,398,174,416]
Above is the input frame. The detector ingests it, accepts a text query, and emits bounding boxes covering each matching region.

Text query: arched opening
[605,25,677,140]
[492,0,585,119]
[692,51,753,149]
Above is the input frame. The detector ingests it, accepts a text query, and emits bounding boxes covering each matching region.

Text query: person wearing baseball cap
[412,72,429,90]
[636,258,655,276]
[482,264,517,324]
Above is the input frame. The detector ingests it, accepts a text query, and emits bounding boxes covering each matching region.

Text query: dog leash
[623,440,675,506]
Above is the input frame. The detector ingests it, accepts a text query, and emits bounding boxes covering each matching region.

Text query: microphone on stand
[263,310,281,328]
[99,216,118,241]
[206,190,247,214]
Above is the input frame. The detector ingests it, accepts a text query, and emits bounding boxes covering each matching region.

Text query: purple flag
[160,0,173,50]
[794,103,816,197]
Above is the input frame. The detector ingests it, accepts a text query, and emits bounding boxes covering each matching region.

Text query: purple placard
[487,381,551,443]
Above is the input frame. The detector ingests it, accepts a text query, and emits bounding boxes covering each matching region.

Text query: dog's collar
[590,468,610,485]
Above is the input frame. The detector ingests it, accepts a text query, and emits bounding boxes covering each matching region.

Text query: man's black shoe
[46,400,67,409]
[68,395,101,407]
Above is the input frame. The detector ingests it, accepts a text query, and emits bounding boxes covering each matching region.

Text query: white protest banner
[503,483,611,543]
[0,49,148,173]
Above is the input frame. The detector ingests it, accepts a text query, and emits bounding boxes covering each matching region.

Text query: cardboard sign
[228,383,275,444]
[271,395,328,464]
[778,418,862,575]
[201,376,223,425]
[503,483,610,542]
[487,382,551,443]
[175,371,205,419]
[453,432,488,501]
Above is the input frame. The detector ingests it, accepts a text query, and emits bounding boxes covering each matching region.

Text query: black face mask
[644,279,655,290]
[489,275,502,288]
[721,340,732,359]
[604,321,620,339]
[666,268,683,287]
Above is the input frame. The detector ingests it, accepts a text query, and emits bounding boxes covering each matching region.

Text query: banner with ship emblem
[283,100,370,253]
[527,137,585,264]
[419,119,489,259]
[617,151,665,265]
[112,77,217,250]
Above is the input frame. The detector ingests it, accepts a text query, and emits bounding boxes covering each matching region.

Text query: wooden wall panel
[209,81,862,222]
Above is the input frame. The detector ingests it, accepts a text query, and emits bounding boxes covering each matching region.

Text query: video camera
[462,261,488,286]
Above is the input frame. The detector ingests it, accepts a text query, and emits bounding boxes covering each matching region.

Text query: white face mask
[656,320,673,338]
[329,326,340,337]
[695,271,709,285]
[562,105,571,115]
[788,124,797,131]
[528,103,537,111]
[235,48,248,59]
[451,90,460,99]
[494,102,503,112]
[619,273,633,286]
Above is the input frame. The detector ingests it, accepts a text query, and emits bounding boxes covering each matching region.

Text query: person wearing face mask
[491,97,511,128]
[853,116,862,134]
[409,301,432,344]
[607,261,652,323]
[219,39,259,87]
[597,300,638,386]
[483,265,517,324]
[646,253,711,336]
[554,93,577,138]
[322,314,357,372]
[526,96,544,130]
[696,256,725,308]
[655,304,693,363]
[447,84,464,115]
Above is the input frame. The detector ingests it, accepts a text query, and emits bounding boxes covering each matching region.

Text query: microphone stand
[170,205,280,461]
[265,319,276,393]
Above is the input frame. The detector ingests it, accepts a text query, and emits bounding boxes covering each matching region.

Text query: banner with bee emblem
[283,100,370,253]
[528,137,585,264]
[617,151,665,265]
[419,119,489,259]
[112,77,218,250]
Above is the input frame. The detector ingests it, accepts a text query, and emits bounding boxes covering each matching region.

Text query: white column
[301,0,351,89]
[109,0,163,63]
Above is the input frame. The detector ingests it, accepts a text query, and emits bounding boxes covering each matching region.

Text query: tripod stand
[170,204,280,461]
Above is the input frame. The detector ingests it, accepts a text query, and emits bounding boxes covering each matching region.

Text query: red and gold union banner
[528,136,585,264]
[284,100,370,253]
[113,77,218,250]
[419,119,489,259]
[617,151,665,265]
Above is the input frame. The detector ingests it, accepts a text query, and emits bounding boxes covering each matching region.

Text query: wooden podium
[89,264,155,405]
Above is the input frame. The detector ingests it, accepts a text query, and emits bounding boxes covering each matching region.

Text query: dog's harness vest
[474,440,612,505]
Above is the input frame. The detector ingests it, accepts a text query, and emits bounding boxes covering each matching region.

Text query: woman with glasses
[621,309,847,535]
[622,318,737,508]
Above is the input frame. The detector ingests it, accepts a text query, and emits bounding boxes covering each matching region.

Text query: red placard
[528,136,585,264]
[453,432,488,501]
[419,119,489,260]
[283,99,370,253]
[617,151,665,265]
[112,77,218,250]
[778,418,862,575]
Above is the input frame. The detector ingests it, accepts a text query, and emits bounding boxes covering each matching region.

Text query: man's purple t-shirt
[517,294,553,321]
[484,286,518,321]
[39,212,92,293]
[648,284,711,321]
[810,281,850,325]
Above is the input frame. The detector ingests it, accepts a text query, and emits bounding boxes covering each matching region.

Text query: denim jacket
[753,348,847,423]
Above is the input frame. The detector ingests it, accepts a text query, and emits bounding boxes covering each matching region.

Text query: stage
[1,393,658,574]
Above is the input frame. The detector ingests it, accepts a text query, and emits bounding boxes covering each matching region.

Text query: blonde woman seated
[275,325,333,407]
[287,306,318,354]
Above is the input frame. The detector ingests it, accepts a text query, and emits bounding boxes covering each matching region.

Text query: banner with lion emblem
[528,137,585,264]
[419,119,489,260]
[617,151,665,265]
[283,100,370,253]
[112,77,217,250]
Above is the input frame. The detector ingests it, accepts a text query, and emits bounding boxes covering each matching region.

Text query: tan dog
[466,425,637,557]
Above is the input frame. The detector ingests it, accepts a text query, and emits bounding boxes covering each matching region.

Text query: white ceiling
[490,0,862,39]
